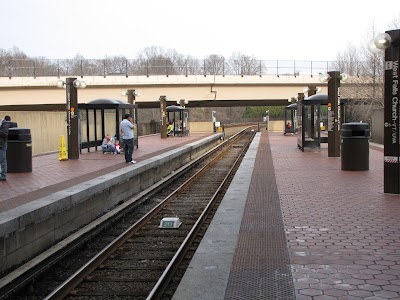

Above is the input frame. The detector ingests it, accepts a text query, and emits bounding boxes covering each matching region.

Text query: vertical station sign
[327,71,341,157]
[384,30,400,194]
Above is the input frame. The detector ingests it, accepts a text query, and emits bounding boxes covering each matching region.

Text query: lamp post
[303,85,322,97]
[178,99,188,108]
[56,77,86,159]
[159,95,167,139]
[369,29,400,194]
[122,89,140,105]
[319,72,348,157]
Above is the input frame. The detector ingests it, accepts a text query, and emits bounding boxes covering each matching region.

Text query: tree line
[0,47,292,77]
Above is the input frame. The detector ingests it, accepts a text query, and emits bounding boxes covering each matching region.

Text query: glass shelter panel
[284,104,297,135]
[297,101,321,151]
[80,109,88,144]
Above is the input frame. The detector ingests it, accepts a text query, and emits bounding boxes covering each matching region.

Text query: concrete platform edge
[172,133,260,300]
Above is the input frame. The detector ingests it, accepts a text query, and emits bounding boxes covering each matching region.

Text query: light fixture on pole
[319,73,349,84]
[177,99,189,108]
[122,89,140,105]
[368,29,400,194]
[368,33,392,53]
[303,86,322,97]
[56,78,86,160]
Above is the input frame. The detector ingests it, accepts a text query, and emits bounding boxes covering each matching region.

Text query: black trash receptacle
[6,128,32,173]
[341,123,370,171]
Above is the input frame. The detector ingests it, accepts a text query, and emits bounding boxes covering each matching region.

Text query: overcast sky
[1,0,399,61]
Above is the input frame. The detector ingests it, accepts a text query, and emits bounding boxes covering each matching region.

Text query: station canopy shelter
[78,98,138,152]
[297,94,347,152]
[166,105,190,136]
[284,103,297,135]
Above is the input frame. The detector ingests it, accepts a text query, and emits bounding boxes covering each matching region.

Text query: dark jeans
[123,138,134,162]
[0,144,7,178]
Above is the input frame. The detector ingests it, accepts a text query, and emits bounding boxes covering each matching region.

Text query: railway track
[3,128,255,300]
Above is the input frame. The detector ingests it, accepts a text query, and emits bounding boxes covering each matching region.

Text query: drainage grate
[224,133,295,300]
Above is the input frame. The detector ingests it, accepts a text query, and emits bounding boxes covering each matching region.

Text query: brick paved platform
[0,133,211,213]
[175,132,400,300]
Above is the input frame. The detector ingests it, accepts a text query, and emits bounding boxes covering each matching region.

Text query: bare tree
[204,54,225,75]
[2,47,31,77]
[388,13,400,29]
[184,56,202,75]
[228,52,259,75]
[136,46,175,76]
[333,23,386,122]
[104,55,128,75]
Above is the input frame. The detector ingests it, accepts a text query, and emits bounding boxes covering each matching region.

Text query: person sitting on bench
[102,134,115,153]
[167,122,174,136]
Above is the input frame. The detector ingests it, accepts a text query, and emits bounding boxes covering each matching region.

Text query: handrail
[0,58,338,78]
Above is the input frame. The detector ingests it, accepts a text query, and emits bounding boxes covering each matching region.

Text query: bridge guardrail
[0,58,336,78]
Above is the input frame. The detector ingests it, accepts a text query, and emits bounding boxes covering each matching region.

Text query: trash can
[341,123,369,171]
[6,128,32,173]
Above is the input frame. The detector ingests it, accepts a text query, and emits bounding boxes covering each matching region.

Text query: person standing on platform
[0,117,10,181]
[4,115,17,128]
[120,113,136,164]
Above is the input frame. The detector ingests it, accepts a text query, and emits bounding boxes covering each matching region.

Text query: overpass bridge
[0,74,327,110]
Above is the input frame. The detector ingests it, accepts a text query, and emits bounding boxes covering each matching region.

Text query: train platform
[173,132,400,300]
[0,133,212,213]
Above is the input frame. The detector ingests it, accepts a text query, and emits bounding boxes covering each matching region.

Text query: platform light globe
[319,73,331,83]
[374,33,392,49]
[56,80,65,88]
[340,73,349,83]
[368,38,382,54]
[71,80,86,89]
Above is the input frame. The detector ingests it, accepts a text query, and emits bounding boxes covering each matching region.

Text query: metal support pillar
[66,77,79,159]
[327,71,341,157]
[127,89,136,105]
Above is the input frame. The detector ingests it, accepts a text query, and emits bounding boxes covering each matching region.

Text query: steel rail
[44,129,250,300]
[147,132,254,299]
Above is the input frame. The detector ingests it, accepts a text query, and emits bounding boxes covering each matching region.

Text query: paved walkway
[269,133,400,299]
[175,132,400,300]
[0,133,210,213]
